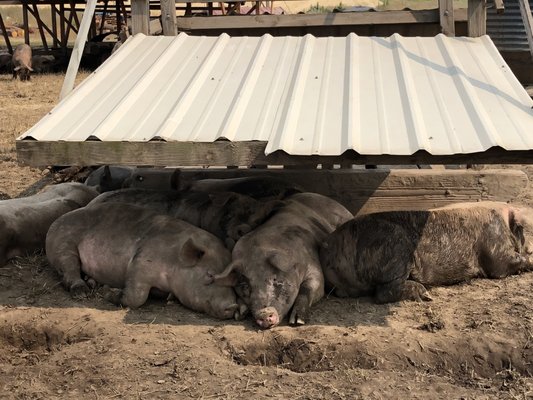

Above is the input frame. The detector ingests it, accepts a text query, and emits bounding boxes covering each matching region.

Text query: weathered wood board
[129,168,529,216]
[15,141,533,167]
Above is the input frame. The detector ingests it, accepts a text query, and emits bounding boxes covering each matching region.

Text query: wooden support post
[0,12,13,53]
[115,0,122,32]
[439,0,455,36]
[60,2,66,49]
[60,0,98,100]
[160,0,177,35]
[71,1,81,29]
[468,0,486,37]
[51,3,58,48]
[99,0,109,34]
[30,3,49,50]
[131,0,150,35]
[22,3,29,44]
[27,4,60,48]
[518,0,533,60]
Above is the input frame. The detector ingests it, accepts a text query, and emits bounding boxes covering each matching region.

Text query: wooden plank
[518,0,533,59]
[160,0,177,35]
[131,0,150,34]
[468,0,486,37]
[59,0,97,100]
[15,140,533,168]
[177,9,467,30]
[439,0,455,36]
[176,169,528,216]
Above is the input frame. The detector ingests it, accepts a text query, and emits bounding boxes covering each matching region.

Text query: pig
[180,176,303,200]
[12,44,33,81]
[84,165,135,192]
[88,188,283,249]
[319,208,533,305]
[46,203,243,320]
[0,183,99,266]
[210,193,353,329]
[122,168,179,190]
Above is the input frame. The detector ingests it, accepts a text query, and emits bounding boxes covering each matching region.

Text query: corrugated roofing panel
[19,33,533,156]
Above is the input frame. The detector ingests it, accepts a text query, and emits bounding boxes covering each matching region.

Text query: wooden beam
[439,0,455,36]
[22,3,29,44]
[160,0,177,35]
[175,169,528,216]
[0,12,13,53]
[15,141,533,168]
[51,4,58,48]
[176,9,468,30]
[59,0,97,100]
[468,0,486,37]
[131,0,150,35]
[518,0,533,60]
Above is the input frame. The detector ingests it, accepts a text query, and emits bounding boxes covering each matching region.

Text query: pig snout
[209,299,240,320]
[255,307,280,329]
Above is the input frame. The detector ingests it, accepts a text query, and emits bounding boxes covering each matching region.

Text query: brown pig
[45,203,243,320]
[319,208,533,304]
[0,183,99,266]
[12,44,33,81]
[211,193,353,329]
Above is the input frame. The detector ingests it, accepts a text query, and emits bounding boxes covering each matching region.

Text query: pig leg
[54,252,90,297]
[118,263,152,308]
[288,271,324,326]
[375,279,432,304]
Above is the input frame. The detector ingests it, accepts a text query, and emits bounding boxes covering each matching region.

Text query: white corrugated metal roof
[18,33,533,156]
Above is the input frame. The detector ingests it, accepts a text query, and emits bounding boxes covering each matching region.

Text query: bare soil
[1,73,532,399]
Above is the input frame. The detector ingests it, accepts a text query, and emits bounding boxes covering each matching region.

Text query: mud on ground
[1,73,532,399]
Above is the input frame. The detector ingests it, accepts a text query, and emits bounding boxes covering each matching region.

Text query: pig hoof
[420,291,433,302]
[101,286,122,305]
[234,303,249,321]
[85,278,97,289]
[70,281,90,298]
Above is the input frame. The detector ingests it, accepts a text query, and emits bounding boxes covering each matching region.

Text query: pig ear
[267,253,294,272]
[180,238,205,267]
[209,192,235,207]
[209,261,241,286]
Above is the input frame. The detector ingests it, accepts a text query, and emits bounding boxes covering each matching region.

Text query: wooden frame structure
[0,0,127,53]
[1,0,487,52]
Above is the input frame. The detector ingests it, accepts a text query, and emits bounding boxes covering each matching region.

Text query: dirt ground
[1,73,533,399]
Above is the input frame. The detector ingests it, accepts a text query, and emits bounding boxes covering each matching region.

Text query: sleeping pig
[46,203,244,320]
[0,183,98,266]
[210,192,353,329]
[319,207,533,304]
